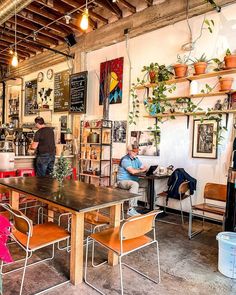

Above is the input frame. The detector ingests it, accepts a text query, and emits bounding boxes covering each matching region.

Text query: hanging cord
[14,0,17,55]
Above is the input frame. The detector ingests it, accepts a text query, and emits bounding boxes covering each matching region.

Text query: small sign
[69,71,87,113]
[25,79,37,116]
[54,70,70,112]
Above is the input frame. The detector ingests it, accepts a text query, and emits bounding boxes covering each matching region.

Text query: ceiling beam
[17,11,70,36]
[26,3,83,33]
[89,10,108,24]
[0,48,30,58]
[96,0,122,18]
[3,22,60,46]
[0,40,37,55]
[118,0,136,13]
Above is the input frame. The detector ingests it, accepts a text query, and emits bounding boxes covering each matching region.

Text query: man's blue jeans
[36,154,55,177]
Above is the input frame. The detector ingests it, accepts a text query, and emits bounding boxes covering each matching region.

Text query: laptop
[146,165,158,176]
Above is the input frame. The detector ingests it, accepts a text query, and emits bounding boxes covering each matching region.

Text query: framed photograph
[113,121,127,143]
[192,119,218,159]
[130,130,160,156]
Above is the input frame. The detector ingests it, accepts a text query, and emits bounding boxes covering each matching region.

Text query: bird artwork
[38,87,53,107]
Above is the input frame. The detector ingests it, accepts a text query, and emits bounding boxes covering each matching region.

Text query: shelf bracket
[186,115,190,129]
[225,113,229,129]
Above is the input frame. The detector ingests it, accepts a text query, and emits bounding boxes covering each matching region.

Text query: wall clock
[37,72,44,82]
[47,69,54,80]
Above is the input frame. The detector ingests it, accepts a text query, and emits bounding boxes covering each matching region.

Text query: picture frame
[192,119,218,159]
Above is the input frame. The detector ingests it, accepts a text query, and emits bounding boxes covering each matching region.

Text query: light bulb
[11,52,18,67]
[80,8,89,30]
[9,48,13,54]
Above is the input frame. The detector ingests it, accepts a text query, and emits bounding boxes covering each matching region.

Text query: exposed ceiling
[0,0,156,68]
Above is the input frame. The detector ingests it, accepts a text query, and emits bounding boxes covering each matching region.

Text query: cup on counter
[158,167,167,175]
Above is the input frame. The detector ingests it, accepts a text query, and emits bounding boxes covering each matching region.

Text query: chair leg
[91,225,107,268]
[156,240,161,284]
[19,251,30,295]
[179,199,184,225]
[84,237,105,295]
[119,256,124,295]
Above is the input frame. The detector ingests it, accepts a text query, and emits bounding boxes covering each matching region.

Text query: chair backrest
[204,183,227,202]
[1,204,32,236]
[178,181,190,199]
[121,210,159,240]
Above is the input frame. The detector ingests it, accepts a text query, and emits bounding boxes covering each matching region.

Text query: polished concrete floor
[3,214,236,295]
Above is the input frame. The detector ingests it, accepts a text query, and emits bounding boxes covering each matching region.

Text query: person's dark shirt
[34,127,56,155]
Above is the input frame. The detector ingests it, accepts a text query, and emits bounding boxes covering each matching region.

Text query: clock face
[37,72,44,82]
[47,69,54,80]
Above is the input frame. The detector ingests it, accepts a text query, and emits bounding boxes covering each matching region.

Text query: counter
[14,155,75,169]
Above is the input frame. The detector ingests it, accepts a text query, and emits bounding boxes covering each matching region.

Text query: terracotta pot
[194,62,207,75]
[149,71,156,83]
[173,64,188,78]
[219,77,234,91]
[224,55,236,69]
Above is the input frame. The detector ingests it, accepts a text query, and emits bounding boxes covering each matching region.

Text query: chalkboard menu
[25,79,37,116]
[69,71,87,113]
[54,70,70,112]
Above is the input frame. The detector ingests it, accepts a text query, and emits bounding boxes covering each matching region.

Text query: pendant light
[80,0,89,31]
[11,0,18,67]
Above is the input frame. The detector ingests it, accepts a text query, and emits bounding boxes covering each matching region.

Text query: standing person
[30,117,56,176]
[117,145,147,216]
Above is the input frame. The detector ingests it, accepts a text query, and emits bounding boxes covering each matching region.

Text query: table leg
[10,190,20,210]
[149,179,155,211]
[70,212,84,285]
[47,205,54,222]
[108,203,121,266]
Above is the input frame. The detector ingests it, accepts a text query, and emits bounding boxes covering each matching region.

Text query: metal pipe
[0,0,34,25]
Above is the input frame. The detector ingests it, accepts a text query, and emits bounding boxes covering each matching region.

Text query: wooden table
[0,177,137,285]
[138,174,169,211]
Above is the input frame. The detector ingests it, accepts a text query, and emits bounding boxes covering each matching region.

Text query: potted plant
[219,76,234,91]
[190,54,211,75]
[173,55,189,78]
[142,63,159,83]
[52,155,72,187]
[64,128,73,140]
[224,49,236,69]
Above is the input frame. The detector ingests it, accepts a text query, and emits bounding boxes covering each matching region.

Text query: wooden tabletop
[0,177,138,213]
[138,173,169,180]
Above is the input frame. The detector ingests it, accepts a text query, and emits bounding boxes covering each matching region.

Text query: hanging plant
[52,155,72,187]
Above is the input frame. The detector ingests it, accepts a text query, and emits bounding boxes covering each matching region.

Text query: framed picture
[130,130,160,156]
[192,119,218,159]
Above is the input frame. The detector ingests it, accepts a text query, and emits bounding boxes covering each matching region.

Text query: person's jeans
[36,154,55,177]
[117,179,147,208]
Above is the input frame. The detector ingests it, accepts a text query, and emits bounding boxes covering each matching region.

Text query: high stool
[66,167,77,180]
[0,170,17,201]
[17,168,36,177]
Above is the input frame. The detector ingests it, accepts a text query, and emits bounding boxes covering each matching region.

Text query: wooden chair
[157,181,192,225]
[188,182,227,239]
[84,210,161,295]
[0,203,70,295]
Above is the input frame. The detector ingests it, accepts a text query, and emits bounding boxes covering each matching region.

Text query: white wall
[83,4,236,210]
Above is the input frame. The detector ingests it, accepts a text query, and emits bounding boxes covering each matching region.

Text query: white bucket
[216,232,236,279]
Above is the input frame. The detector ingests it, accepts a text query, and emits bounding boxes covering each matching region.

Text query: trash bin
[216,232,236,278]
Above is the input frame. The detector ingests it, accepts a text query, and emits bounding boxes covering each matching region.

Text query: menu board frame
[24,79,37,116]
[54,69,71,113]
[69,71,88,114]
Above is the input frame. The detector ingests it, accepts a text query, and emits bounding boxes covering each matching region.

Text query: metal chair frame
[188,183,226,239]
[157,180,192,225]
[0,203,70,295]
[84,211,161,295]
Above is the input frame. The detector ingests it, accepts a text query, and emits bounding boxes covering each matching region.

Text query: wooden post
[9,190,20,210]
[70,212,84,285]
[108,203,121,266]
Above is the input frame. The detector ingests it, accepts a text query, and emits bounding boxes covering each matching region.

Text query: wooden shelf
[79,159,110,162]
[81,143,111,146]
[166,91,235,101]
[144,109,236,118]
[135,69,236,90]
[35,108,52,112]
[79,173,110,178]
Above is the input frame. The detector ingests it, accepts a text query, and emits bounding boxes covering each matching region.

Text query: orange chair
[1,204,70,295]
[188,183,227,239]
[17,168,36,177]
[84,210,161,295]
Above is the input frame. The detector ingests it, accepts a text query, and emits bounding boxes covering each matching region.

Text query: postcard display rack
[79,119,112,186]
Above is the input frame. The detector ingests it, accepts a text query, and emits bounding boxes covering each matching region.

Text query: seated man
[117,145,147,216]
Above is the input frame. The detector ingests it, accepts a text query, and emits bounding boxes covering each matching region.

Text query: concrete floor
[3,214,236,295]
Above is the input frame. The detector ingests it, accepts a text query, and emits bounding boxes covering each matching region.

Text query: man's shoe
[127,208,141,217]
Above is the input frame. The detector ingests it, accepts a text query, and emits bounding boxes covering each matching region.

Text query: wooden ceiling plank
[18,11,70,36]
[118,0,136,13]
[26,3,83,33]
[8,17,62,43]
[89,10,108,24]
[0,35,43,53]
[96,0,122,18]
[0,40,36,55]
[3,22,59,46]
[1,52,27,60]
